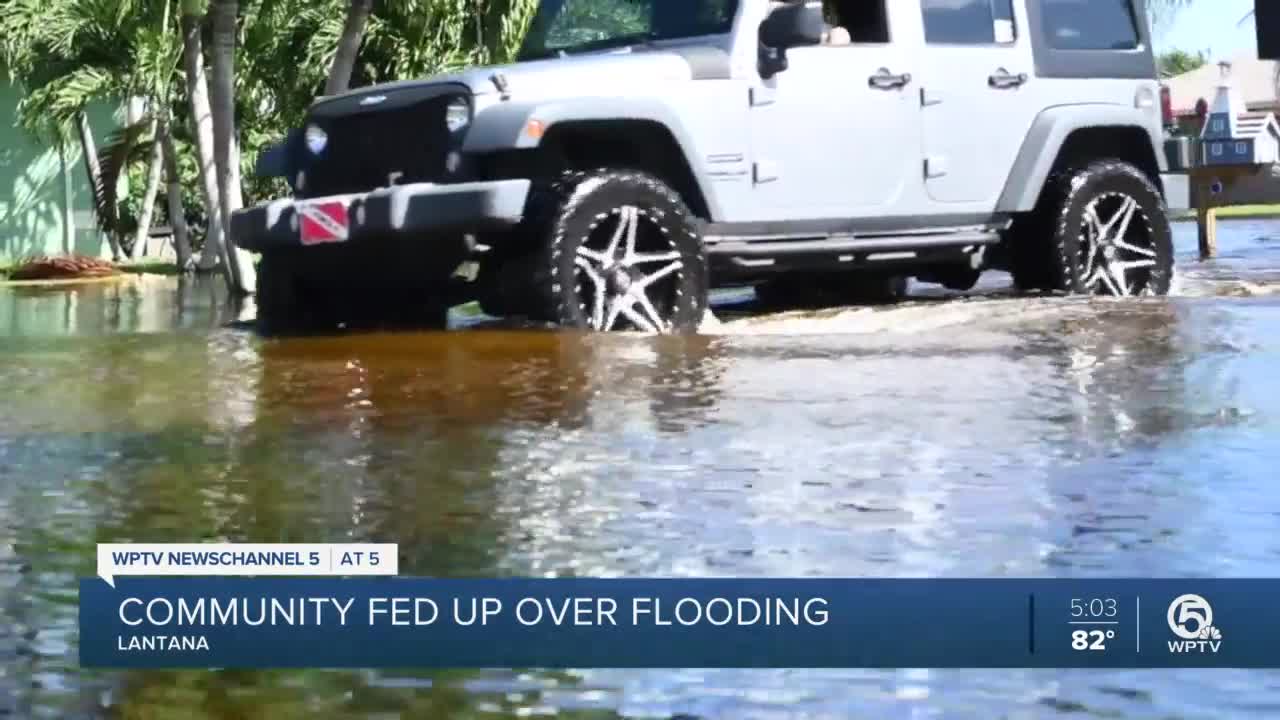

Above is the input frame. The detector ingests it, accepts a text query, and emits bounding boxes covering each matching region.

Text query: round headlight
[444,98,471,133]
[304,124,328,155]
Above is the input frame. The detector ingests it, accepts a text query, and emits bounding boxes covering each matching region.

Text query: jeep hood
[309,46,729,114]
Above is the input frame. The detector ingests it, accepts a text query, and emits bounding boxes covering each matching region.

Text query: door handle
[989,68,1028,89]
[869,68,912,90]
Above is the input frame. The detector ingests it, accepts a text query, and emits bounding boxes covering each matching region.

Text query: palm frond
[92,115,155,238]
[16,64,120,140]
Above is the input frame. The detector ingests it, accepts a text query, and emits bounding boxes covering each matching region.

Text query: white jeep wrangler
[235,0,1175,333]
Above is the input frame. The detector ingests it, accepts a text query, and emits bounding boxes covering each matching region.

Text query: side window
[545,0,647,48]
[825,1,890,43]
[1041,0,1140,50]
[922,0,1016,45]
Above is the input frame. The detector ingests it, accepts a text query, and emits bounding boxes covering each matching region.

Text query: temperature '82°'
[1072,629,1117,651]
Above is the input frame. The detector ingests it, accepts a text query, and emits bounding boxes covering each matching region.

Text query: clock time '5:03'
[1070,597,1119,652]
[1071,598,1118,620]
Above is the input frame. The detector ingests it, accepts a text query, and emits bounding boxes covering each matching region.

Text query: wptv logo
[1166,594,1224,654]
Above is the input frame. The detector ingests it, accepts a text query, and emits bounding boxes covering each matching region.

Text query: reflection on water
[2,223,1280,718]
[0,274,249,338]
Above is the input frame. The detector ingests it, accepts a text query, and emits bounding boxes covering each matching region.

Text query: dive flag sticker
[298,201,350,245]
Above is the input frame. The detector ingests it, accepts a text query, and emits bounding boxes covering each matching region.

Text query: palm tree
[1,0,542,282]
[1,0,225,271]
[181,0,229,276]
[159,115,194,268]
[75,112,119,260]
[325,0,374,95]
[130,1,177,261]
[209,0,255,295]
[0,0,174,261]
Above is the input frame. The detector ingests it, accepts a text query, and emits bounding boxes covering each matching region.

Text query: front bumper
[230,179,531,253]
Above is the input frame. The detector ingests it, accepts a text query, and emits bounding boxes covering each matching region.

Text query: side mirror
[758,2,825,78]
[254,128,300,180]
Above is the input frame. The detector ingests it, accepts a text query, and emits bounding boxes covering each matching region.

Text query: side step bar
[706,229,1001,276]
[707,230,1000,257]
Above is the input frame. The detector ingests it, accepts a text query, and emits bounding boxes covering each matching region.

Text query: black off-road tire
[755,272,907,309]
[1009,160,1174,295]
[525,169,709,332]
[935,266,981,292]
[878,274,911,302]
[476,245,541,319]
[255,250,308,335]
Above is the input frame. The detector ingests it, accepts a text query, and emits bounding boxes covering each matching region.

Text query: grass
[117,260,183,276]
[1173,204,1280,221]
[1211,204,1280,218]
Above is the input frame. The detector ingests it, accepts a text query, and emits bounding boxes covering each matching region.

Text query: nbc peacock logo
[1166,594,1223,654]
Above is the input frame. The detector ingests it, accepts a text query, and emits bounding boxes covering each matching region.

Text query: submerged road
[1,220,1278,718]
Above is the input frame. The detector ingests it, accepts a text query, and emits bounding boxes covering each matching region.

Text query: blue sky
[1152,0,1257,59]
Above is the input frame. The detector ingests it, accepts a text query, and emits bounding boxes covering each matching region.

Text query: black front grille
[300,92,463,198]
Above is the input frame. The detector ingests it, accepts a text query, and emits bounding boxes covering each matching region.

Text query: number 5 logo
[1167,594,1213,640]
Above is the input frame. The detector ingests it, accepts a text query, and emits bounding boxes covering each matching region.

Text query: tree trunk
[226,128,243,227]
[77,112,121,262]
[160,120,193,270]
[131,120,164,260]
[209,0,255,295]
[325,0,374,96]
[181,9,229,276]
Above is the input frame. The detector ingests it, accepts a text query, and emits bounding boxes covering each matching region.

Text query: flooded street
[2,219,1279,719]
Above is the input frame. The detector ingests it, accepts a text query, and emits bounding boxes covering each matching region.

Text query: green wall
[0,69,117,265]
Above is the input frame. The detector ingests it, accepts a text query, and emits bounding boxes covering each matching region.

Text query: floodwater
[1,220,1279,719]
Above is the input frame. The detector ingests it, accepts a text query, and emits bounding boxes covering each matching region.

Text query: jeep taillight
[1160,85,1174,127]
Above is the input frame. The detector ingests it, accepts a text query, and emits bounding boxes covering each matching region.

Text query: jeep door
[917,0,1038,209]
[745,1,921,221]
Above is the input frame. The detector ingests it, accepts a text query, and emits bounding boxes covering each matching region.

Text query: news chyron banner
[81,544,1279,668]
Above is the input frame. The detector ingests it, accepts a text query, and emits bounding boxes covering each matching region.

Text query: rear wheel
[1010,160,1173,296]
[528,169,709,333]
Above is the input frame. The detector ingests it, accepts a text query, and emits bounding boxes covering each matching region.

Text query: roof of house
[1233,113,1280,138]
[1165,53,1279,116]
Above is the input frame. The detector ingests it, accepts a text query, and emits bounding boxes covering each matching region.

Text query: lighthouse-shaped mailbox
[1200,61,1280,166]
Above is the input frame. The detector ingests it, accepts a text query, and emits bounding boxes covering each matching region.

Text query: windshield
[518,0,738,60]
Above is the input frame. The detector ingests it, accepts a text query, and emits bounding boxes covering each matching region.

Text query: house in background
[1165,54,1280,134]
[1164,54,1280,207]
[0,63,116,266]
[1196,59,1280,166]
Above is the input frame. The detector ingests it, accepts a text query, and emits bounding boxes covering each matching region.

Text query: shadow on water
[1,218,1279,719]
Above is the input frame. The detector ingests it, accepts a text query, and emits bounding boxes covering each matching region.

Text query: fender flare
[461,97,722,218]
[997,104,1166,213]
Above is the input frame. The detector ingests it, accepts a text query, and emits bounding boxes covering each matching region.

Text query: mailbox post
[1188,61,1280,259]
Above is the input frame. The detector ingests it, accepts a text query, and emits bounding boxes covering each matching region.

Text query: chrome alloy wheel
[572,205,685,332]
[1079,192,1160,297]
